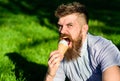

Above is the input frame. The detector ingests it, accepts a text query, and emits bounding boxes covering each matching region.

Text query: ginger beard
[59,30,82,61]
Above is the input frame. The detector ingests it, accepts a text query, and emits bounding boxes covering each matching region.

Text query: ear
[82,24,88,35]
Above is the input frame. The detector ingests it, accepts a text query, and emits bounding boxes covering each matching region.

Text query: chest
[63,52,102,81]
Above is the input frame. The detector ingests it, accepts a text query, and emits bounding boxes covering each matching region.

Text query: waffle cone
[58,41,68,55]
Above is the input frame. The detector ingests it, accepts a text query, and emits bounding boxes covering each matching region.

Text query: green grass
[0,0,120,81]
[0,13,59,81]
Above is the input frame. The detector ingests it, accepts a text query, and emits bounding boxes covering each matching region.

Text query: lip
[68,41,72,48]
[61,37,70,44]
[61,37,72,48]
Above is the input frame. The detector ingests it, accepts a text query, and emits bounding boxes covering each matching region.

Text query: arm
[44,72,54,81]
[102,65,120,81]
[44,50,64,81]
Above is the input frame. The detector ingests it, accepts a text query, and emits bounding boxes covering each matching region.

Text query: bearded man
[44,2,120,81]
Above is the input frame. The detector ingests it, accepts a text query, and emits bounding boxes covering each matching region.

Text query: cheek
[71,29,81,40]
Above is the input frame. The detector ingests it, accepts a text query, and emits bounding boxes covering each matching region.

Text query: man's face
[58,13,85,61]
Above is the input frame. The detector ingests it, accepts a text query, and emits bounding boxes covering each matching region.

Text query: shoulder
[87,33,120,71]
[87,33,118,53]
[87,33,111,47]
[87,33,120,55]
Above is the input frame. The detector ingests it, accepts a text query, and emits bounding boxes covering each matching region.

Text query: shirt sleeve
[53,62,66,81]
[95,39,120,72]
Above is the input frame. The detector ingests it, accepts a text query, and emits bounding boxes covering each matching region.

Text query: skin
[44,13,120,81]
[102,66,120,81]
[58,13,88,48]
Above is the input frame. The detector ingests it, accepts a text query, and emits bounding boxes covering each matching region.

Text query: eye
[67,23,73,28]
[58,24,63,31]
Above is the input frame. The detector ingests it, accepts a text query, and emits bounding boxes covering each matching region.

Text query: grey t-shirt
[53,34,120,81]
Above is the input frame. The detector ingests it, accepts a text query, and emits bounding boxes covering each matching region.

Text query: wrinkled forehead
[58,13,86,25]
[58,13,78,25]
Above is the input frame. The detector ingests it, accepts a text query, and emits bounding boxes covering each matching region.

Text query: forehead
[58,13,79,25]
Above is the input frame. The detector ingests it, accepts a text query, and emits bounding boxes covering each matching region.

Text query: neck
[82,33,87,45]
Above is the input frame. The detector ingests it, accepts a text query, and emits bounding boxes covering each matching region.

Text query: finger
[52,57,61,67]
[48,56,61,68]
[48,53,60,65]
[49,50,59,57]
[48,50,59,61]
[49,51,64,61]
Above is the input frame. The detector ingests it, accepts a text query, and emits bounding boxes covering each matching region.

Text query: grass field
[0,0,120,81]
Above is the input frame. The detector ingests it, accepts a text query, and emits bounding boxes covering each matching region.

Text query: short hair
[55,2,89,24]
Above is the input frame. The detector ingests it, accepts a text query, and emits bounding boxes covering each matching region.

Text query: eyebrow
[58,22,73,25]
[66,23,73,26]
[57,22,73,28]
[57,24,62,26]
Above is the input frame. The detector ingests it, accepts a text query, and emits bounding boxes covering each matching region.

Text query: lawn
[0,0,120,81]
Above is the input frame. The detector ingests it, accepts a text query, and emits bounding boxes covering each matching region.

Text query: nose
[59,26,67,34]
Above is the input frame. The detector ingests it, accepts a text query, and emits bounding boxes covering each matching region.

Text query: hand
[47,50,64,77]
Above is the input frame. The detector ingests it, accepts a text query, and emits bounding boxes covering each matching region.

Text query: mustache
[59,33,72,41]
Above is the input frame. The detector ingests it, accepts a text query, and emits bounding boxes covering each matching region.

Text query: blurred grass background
[0,0,120,81]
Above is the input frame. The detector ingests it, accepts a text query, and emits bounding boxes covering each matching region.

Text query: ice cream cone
[58,40,68,55]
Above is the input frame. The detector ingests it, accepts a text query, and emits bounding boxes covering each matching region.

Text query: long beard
[59,31,82,61]
[64,36,82,61]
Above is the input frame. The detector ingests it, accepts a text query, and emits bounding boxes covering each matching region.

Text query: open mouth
[59,34,72,46]
[62,37,71,45]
